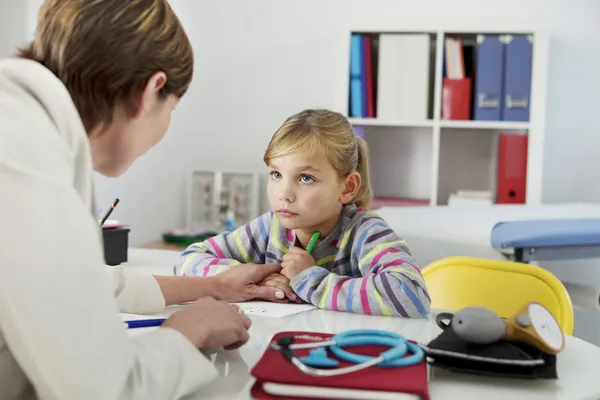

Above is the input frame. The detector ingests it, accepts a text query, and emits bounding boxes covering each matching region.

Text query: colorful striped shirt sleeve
[173,212,273,276]
[289,216,431,317]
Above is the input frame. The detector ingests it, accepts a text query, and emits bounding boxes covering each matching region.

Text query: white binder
[377,34,431,121]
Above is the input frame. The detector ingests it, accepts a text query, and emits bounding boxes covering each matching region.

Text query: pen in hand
[305,231,320,254]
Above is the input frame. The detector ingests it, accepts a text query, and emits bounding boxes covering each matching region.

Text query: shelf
[349,118,434,128]
[437,129,498,205]
[364,127,432,201]
[342,25,547,206]
[439,120,529,131]
[349,118,528,131]
[371,197,430,209]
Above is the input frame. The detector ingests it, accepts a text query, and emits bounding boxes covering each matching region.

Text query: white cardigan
[0,58,217,399]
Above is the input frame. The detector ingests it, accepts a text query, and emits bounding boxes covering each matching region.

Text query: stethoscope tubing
[272,330,424,377]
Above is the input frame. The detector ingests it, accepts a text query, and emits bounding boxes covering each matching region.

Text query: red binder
[250,331,429,400]
[363,35,375,118]
[441,78,472,120]
[496,133,528,204]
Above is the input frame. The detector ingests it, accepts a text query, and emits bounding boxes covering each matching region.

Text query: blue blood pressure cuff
[422,321,557,380]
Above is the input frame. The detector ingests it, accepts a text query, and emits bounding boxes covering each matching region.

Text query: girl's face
[267,146,360,235]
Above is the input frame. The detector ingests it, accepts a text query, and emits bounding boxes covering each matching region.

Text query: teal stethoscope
[269,329,424,377]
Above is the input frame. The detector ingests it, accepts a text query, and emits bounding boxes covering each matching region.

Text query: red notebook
[250,331,429,400]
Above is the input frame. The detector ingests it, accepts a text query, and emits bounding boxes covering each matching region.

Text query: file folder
[349,34,364,117]
[362,35,374,118]
[473,35,504,121]
[502,35,533,122]
[442,78,472,120]
[377,34,430,120]
[496,133,528,204]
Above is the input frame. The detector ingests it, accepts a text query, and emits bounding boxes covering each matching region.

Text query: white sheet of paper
[120,313,158,321]
[233,301,316,318]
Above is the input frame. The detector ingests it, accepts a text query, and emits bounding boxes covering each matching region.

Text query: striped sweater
[174,205,431,317]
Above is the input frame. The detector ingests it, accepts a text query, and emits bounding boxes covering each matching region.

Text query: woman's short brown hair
[18,0,193,132]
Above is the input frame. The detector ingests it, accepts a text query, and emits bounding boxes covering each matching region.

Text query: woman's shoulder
[0,58,91,185]
[0,58,68,98]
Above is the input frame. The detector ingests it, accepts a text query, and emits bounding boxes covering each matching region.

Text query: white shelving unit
[337,21,548,207]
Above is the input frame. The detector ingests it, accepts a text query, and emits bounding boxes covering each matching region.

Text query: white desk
[125,248,600,400]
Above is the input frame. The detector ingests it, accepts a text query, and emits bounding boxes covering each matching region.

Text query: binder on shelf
[349,33,378,118]
[349,34,364,118]
[362,35,375,118]
[502,35,533,122]
[441,78,472,120]
[444,37,465,79]
[370,34,380,117]
[473,35,504,121]
[496,133,528,204]
[377,33,430,121]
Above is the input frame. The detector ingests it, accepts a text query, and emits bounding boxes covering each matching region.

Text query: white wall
[0,0,27,57]
[18,0,600,246]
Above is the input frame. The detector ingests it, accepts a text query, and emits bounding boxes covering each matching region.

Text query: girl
[175,109,431,317]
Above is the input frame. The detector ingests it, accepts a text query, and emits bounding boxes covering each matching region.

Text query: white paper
[233,301,316,318]
[120,313,161,321]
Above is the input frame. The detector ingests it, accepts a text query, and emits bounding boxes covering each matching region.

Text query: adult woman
[0,0,283,399]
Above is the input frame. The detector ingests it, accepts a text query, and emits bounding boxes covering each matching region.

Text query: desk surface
[125,248,600,400]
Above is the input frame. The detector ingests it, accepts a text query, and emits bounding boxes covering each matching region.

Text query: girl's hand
[281,247,316,279]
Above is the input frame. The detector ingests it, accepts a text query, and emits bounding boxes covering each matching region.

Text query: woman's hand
[153,263,287,308]
[163,297,251,350]
[259,272,297,303]
[212,263,287,302]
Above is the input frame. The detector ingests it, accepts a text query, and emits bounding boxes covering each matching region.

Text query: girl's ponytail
[351,136,373,209]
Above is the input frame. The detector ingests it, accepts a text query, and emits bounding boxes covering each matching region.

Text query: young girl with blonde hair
[175,109,431,317]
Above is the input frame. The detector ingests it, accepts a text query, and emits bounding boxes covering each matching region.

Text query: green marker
[306,232,320,254]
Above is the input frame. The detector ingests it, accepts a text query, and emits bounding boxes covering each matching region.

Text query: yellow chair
[422,256,574,335]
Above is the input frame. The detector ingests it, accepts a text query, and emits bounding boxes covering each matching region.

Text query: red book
[496,133,528,204]
[250,331,429,400]
[441,78,472,120]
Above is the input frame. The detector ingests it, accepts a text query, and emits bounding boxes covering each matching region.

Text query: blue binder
[473,36,504,121]
[502,35,533,122]
[349,34,364,118]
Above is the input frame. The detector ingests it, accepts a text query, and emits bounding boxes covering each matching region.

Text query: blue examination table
[375,203,600,265]
[491,218,600,263]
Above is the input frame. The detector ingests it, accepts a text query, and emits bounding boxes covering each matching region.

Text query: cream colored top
[0,58,217,399]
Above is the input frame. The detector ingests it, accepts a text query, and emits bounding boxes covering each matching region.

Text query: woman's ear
[133,71,168,117]
[339,171,361,204]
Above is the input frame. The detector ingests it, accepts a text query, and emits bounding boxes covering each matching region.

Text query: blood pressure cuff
[422,324,557,380]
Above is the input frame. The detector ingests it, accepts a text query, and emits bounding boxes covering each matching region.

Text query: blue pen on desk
[124,318,166,329]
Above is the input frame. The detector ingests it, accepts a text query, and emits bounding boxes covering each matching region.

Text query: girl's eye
[270,171,281,180]
[300,175,314,184]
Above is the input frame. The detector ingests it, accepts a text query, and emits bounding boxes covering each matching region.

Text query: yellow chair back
[422,256,574,335]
